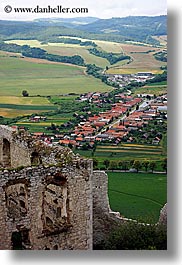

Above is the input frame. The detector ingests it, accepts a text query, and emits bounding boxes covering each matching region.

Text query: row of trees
[0,42,85,66]
[154,50,167,62]
[86,64,120,88]
[88,47,131,65]
[50,37,97,47]
[94,158,167,173]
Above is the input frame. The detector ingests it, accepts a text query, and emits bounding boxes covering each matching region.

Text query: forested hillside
[0,15,167,45]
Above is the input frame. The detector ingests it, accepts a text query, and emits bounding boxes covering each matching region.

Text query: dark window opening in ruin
[20,187,25,196]
[11,232,23,250]
[56,207,62,218]
[21,229,31,246]
[11,229,30,250]
[54,173,67,185]
[31,151,42,166]
[46,216,53,227]
[20,200,26,209]
[2,138,11,167]
[53,199,58,204]
[53,245,58,250]
[45,246,50,250]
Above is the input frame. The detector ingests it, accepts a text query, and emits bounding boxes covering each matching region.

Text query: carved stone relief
[42,173,70,235]
[5,183,28,219]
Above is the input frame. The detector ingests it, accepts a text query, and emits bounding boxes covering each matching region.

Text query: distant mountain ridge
[77,16,167,39]
[0,16,167,45]
[77,15,166,32]
[34,17,99,25]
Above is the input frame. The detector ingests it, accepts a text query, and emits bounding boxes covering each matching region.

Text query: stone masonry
[0,125,92,250]
[0,125,167,250]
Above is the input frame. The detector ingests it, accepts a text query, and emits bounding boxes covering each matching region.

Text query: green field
[133,81,167,96]
[76,143,166,171]
[15,116,70,133]
[0,52,110,97]
[0,95,57,118]
[108,172,167,223]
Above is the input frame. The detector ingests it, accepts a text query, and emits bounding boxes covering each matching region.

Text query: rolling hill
[34,17,100,26]
[77,16,167,43]
[0,16,167,45]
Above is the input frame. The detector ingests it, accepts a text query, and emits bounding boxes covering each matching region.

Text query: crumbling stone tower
[0,125,92,250]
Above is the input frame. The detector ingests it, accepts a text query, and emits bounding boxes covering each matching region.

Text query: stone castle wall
[0,126,31,168]
[0,166,92,250]
[92,171,125,246]
[0,126,92,250]
[92,171,167,247]
[0,125,167,250]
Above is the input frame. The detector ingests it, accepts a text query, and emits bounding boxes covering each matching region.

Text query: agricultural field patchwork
[75,143,166,171]
[6,37,166,73]
[106,42,166,74]
[6,39,109,68]
[0,96,57,118]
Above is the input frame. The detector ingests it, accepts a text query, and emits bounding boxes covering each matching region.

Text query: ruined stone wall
[0,125,92,250]
[0,163,92,250]
[92,171,124,246]
[0,125,30,168]
[0,125,166,250]
[92,171,167,247]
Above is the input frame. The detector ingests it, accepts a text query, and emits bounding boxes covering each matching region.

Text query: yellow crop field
[0,108,46,118]
[0,96,51,105]
[5,40,44,47]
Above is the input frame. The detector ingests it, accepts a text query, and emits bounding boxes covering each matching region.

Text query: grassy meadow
[133,81,167,96]
[0,53,110,96]
[107,172,167,223]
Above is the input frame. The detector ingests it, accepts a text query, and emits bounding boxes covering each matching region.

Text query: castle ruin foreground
[0,125,167,250]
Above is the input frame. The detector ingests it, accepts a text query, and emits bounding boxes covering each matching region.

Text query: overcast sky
[0,0,168,21]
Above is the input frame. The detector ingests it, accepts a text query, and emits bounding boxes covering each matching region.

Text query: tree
[103,159,110,169]
[68,143,73,149]
[142,160,150,172]
[109,161,118,171]
[22,90,29,97]
[161,158,167,173]
[133,160,142,173]
[149,161,157,173]
[129,160,135,167]
[95,222,167,250]
[118,160,129,171]
[93,158,98,169]
[82,143,89,150]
